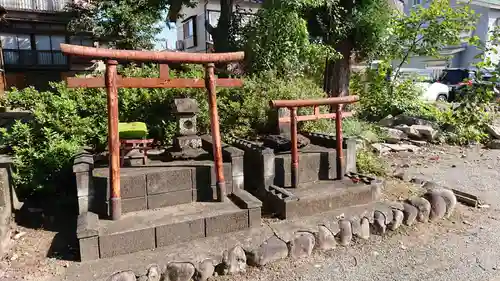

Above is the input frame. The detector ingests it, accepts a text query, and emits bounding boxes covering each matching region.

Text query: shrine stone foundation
[74,99,262,261]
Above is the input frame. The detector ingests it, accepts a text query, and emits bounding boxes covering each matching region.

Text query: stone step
[266,179,378,219]
[77,191,262,261]
[65,203,378,281]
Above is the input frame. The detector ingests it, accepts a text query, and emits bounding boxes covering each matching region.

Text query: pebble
[13,232,26,240]
[463,220,473,226]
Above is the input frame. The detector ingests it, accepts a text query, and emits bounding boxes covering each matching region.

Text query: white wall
[485,9,500,66]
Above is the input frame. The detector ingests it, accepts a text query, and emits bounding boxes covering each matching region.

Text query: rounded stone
[166,262,196,281]
[315,225,336,251]
[388,201,404,211]
[108,270,137,281]
[375,204,394,225]
[337,219,352,246]
[402,202,418,226]
[221,246,247,275]
[432,188,457,218]
[370,179,384,200]
[247,235,288,266]
[422,181,438,190]
[289,232,315,259]
[350,218,361,237]
[389,209,404,231]
[146,264,160,281]
[408,197,431,222]
[194,259,215,281]
[359,217,370,240]
[373,211,386,234]
[424,192,447,221]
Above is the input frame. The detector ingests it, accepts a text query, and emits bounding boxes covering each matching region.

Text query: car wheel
[436,94,448,102]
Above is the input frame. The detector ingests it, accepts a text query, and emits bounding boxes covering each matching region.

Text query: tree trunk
[206,0,234,53]
[323,39,353,98]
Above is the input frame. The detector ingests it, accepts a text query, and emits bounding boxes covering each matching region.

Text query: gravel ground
[220,144,500,281]
[2,144,500,281]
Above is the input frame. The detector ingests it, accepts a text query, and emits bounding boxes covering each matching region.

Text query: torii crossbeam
[61,44,245,220]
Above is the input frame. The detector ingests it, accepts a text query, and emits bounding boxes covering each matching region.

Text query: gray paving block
[231,157,244,177]
[75,171,92,197]
[76,212,99,239]
[231,189,262,209]
[205,210,249,237]
[248,208,261,228]
[121,174,147,199]
[147,190,193,209]
[99,228,155,258]
[122,197,147,213]
[156,219,205,247]
[79,236,99,261]
[147,168,192,195]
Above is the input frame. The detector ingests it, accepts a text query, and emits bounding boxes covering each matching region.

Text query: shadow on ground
[13,191,79,262]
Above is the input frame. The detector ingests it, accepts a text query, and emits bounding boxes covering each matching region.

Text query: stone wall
[73,135,245,217]
[231,133,357,194]
[0,155,14,257]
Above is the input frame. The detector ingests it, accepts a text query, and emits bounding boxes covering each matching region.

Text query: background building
[175,0,263,53]
[0,0,94,90]
[401,0,500,70]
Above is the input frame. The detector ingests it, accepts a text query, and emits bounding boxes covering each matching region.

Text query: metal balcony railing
[3,49,67,66]
[0,0,72,12]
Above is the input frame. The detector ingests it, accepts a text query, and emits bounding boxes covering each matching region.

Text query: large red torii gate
[60,44,245,220]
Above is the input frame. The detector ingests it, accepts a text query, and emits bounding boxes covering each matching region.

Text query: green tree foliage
[304,0,393,97]
[242,6,334,80]
[68,0,197,50]
[240,0,392,97]
[386,0,478,80]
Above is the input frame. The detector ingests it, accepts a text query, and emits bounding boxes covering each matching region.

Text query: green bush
[0,65,326,196]
[356,148,386,176]
[351,63,424,122]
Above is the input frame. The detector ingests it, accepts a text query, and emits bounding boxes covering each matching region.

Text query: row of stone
[108,188,457,281]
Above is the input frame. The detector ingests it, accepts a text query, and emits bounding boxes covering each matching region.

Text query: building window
[182,17,197,49]
[183,19,194,39]
[0,34,31,50]
[0,33,32,65]
[34,35,67,65]
[412,0,421,6]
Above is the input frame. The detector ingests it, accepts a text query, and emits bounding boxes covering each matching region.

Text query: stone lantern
[168,98,204,159]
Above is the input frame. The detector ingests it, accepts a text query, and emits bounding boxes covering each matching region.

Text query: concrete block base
[77,190,262,261]
[264,179,379,220]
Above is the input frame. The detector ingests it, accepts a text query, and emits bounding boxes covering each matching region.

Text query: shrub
[351,63,424,122]
[356,148,386,176]
[242,6,332,82]
[0,65,326,196]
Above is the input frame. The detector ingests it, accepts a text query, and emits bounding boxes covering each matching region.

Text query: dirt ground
[0,143,496,281]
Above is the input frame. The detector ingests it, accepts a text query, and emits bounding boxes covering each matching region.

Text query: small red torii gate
[60,44,244,220]
[270,96,359,189]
